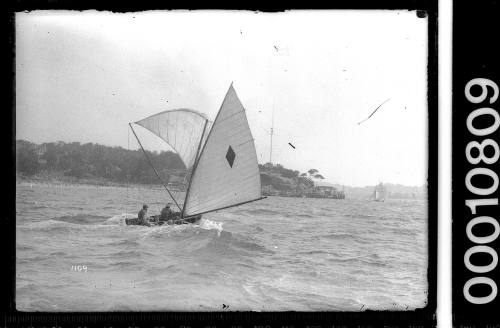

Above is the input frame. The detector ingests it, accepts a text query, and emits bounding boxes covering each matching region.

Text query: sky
[16,10,428,187]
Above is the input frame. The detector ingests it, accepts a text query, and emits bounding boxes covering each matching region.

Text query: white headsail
[135,109,211,169]
[183,84,262,217]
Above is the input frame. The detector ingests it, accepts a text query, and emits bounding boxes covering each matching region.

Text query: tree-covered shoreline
[16,140,425,199]
[16,140,186,186]
[15,140,318,192]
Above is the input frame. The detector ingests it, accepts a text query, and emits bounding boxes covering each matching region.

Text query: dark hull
[125,214,202,226]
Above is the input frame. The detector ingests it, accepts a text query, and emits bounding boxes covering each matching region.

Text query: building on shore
[261,180,346,199]
[307,180,345,199]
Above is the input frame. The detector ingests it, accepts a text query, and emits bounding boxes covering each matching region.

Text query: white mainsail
[183,84,262,217]
[135,109,211,169]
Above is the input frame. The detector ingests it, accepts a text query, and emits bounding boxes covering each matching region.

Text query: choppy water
[16,182,428,312]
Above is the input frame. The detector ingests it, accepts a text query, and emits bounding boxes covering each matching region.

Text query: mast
[269,101,275,164]
[129,123,182,212]
[181,118,209,218]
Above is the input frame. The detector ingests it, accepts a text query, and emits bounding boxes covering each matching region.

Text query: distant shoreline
[17,177,426,202]
[16,175,164,190]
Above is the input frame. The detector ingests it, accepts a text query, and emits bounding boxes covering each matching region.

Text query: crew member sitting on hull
[160,204,173,222]
[138,204,151,226]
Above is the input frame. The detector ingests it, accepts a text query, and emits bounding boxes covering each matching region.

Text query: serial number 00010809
[463,78,500,305]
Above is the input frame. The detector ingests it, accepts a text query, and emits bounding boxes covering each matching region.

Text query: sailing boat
[126,84,265,226]
[370,182,386,202]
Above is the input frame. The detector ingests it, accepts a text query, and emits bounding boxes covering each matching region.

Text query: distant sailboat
[370,182,386,202]
[126,84,265,225]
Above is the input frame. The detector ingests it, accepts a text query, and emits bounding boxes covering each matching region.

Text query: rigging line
[270,100,275,164]
[129,123,182,212]
[357,98,391,125]
[127,126,130,218]
[174,114,178,148]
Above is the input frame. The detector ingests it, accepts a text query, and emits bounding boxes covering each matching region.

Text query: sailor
[138,204,150,226]
[160,203,172,221]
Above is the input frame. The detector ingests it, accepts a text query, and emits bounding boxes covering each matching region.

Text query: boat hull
[125,214,202,226]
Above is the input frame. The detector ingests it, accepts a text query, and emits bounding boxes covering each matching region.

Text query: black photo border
[452,0,500,326]
[4,0,438,327]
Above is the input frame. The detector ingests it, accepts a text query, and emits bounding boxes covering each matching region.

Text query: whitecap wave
[198,218,223,236]
[135,218,224,239]
[138,223,191,239]
[18,219,70,231]
[102,213,134,226]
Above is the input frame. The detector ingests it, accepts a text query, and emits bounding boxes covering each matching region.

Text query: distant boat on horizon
[370,182,386,202]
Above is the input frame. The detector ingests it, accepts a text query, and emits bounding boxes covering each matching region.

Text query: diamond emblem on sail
[226,146,236,168]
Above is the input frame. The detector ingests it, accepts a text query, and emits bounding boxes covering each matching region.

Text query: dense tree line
[258,163,316,191]
[16,140,186,184]
[16,140,321,190]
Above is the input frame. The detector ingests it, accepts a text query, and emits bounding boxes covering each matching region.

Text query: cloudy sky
[16,10,428,187]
